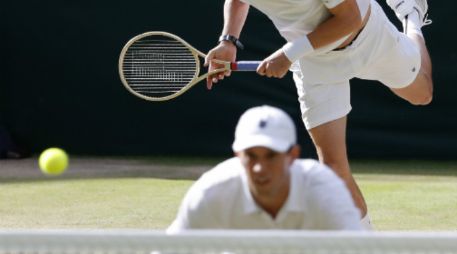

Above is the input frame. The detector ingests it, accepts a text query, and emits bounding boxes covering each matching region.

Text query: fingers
[257,61,281,78]
[206,62,227,90]
[256,60,290,78]
[206,76,213,90]
[205,52,214,89]
[205,51,221,90]
[206,76,223,90]
[204,50,214,67]
[257,61,267,76]
[204,43,238,89]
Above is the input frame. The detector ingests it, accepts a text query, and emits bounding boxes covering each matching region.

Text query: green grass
[0,159,456,230]
[358,174,457,230]
[0,178,193,229]
[351,160,457,231]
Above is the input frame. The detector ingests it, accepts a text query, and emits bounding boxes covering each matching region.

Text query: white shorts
[292,0,421,129]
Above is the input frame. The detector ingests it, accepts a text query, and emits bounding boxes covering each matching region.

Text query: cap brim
[232,135,291,153]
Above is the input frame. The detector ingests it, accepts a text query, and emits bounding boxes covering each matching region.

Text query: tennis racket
[118,31,260,101]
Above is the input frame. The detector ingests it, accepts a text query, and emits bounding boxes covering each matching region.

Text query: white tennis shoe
[386,0,432,26]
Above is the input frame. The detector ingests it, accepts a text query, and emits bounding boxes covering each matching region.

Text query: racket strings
[122,36,197,97]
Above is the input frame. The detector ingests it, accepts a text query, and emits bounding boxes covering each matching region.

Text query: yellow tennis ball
[39,148,69,175]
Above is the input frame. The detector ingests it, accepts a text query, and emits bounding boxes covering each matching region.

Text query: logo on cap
[259,119,267,128]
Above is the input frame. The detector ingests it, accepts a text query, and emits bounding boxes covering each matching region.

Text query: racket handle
[231,61,261,71]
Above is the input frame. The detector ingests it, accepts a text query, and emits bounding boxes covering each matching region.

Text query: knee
[408,94,433,105]
[408,85,433,105]
[404,75,434,105]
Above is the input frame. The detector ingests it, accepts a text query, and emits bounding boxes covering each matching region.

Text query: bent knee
[396,77,434,105]
[408,92,433,105]
[407,84,434,105]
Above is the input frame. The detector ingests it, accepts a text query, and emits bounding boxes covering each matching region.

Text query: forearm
[222,0,249,38]
[282,0,362,62]
[307,8,362,49]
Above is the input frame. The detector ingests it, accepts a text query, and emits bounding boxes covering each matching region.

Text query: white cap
[232,105,297,152]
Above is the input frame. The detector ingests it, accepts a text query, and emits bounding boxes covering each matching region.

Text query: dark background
[1,0,456,159]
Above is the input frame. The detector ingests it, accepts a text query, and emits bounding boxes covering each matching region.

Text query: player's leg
[387,0,433,105]
[307,116,368,217]
[390,34,432,105]
[292,73,372,229]
[308,118,373,229]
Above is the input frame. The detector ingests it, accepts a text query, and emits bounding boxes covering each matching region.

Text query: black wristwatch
[219,34,244,50]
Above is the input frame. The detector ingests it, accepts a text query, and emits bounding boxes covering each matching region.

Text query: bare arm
[258,0,363,78]
[222,0,250,38]
[205,0,249,89]
[308,0,362,49]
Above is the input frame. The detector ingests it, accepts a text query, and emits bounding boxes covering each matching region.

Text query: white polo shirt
[167,158,362,233]
[240,0,370,53]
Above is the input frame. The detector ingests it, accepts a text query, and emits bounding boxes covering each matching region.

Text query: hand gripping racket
[118,31,260,101]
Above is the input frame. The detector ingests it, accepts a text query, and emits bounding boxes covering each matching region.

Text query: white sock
[361,213,374,230]
[404,10,423,37]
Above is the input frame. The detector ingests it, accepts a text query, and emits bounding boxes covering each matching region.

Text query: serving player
[204,0,433,229]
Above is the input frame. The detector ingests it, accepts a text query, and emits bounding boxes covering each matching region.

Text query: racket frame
[118,31,232,101]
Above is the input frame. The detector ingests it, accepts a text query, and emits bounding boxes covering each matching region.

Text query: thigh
[293,72,351,130]
[358,25,421,89]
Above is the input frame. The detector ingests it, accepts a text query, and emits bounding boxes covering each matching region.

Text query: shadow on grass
[1,157,456,184]
[0,156,221,184]
[351,160,457,176]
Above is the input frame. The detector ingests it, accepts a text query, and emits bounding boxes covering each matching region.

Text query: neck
[254,186,289,219]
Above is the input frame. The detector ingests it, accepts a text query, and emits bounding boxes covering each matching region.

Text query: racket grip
[231,61,261,71]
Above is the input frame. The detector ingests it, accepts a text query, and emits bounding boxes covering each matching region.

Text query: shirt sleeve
[166,188,197,234]
[321,0,345,9]
[166,175,220,234]
[307,163,363,230]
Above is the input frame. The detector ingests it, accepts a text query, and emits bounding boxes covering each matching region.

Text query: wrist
[219,34,244,50]
[282,35,314,63]
[219,40,236,48]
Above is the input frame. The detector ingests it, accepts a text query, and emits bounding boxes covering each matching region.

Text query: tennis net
[1,229,457,254]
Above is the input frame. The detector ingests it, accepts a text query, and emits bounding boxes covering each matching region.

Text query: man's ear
[288,144,301,161]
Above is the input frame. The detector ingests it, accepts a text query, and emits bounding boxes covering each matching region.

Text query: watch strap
[219,34,244,50]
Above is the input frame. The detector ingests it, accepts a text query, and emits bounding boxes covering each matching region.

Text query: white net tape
[0,230,457,254]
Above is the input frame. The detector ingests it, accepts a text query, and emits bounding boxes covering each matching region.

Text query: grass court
[1,157,456,230]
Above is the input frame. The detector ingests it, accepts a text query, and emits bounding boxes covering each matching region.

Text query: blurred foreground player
[168,105,362,233]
